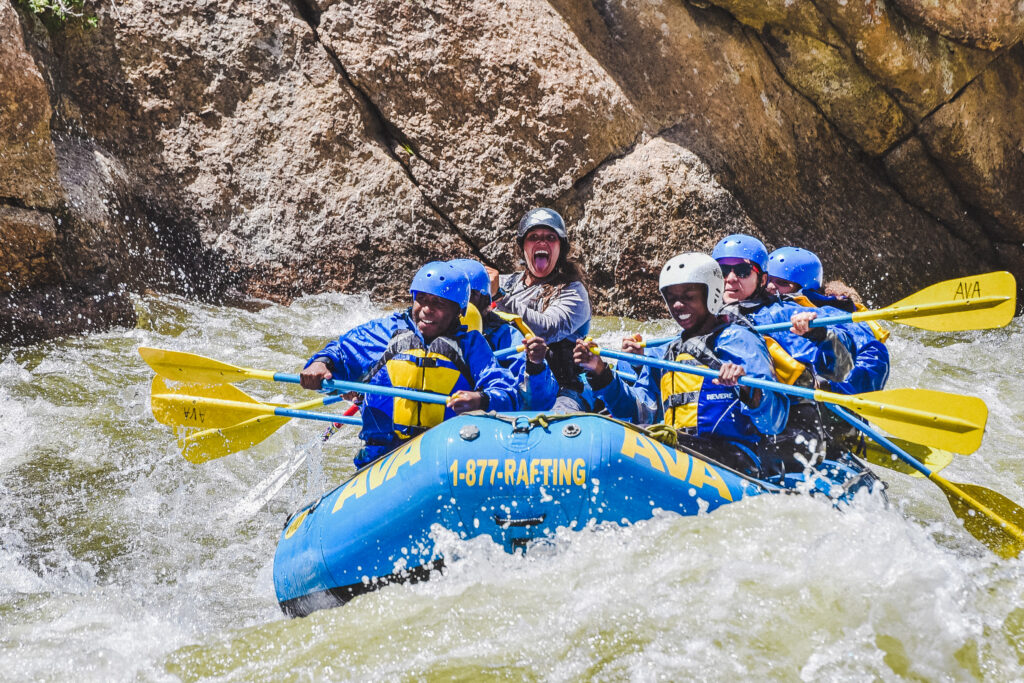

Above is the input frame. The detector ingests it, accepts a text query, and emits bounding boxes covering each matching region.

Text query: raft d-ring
[512,416,532,433]
[562,423,581,438]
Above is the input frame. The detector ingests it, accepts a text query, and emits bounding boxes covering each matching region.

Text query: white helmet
[658,253,725,315]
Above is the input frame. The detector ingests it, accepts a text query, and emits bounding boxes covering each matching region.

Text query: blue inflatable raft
[273,412,883,617]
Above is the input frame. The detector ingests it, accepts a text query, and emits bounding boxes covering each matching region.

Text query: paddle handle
[641,336,674,348]
[643,313,852,343]
[272,373,448,405]
[827,405,931,478]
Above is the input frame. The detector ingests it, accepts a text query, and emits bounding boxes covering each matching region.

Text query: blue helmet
[410,261,470,312]
[767,247,823,291]
[711,234,769,271]
[517,208,567,244]
[449,258,491,298]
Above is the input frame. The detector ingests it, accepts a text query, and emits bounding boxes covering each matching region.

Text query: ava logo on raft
[331,439,422,513]
[619,430,734,502]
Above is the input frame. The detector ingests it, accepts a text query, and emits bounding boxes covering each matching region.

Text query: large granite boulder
[564,136,760,319]
[1,0,1022,345]
[918,49,1024,244]
[316,0,643,262]
[50,0,475,304]
[0,0,61,209]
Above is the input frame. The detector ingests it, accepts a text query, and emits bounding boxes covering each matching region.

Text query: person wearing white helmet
[573,253,788,477]
[300,261,519,468]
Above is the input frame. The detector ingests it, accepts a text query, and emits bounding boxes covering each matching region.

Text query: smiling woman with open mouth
[486,208,593,412]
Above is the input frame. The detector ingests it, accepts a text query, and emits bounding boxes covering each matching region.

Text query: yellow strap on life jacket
[764,336,805,385]
[660,352,703,430]
[385,350,463,432]
[789,294,815,308]
[855,302,891,343]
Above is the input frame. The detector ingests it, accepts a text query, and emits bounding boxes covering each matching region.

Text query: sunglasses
[720,262,757,279]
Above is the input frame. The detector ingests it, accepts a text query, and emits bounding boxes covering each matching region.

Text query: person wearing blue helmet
[766,247,890,395]
[486,208,593,412]
[712,233,854,386]
[301,261,518,467]
[767,247,857,313]
[451,258,558,410]
[712,233,859,467]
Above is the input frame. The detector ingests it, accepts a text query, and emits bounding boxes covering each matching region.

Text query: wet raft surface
[2,293,1024,680]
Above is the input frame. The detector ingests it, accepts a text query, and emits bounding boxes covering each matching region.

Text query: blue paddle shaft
[643,313,856,346]
[827,405,931,477]
[752,313,854,334]
[272,373,448,405]
[596,347,814,402]
[271,408,362,426]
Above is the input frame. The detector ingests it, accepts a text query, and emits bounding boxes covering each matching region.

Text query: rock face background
[2,0,1022,343]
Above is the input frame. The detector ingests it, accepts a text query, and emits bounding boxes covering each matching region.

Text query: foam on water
[2,293,1023,680]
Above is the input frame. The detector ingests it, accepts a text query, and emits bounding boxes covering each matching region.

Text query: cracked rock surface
[2,0,1022,343]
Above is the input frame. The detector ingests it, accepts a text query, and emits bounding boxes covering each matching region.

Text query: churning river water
[2,292,1024,681]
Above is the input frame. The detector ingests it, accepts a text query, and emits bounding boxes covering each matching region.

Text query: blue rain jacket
[778,293,890,394]
[729,296,855,383]
[307,309,518,460]
[592,323,789,445]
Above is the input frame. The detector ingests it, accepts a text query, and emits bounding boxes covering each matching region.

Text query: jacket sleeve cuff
[306,356,336,373]
[804,326,828,343]
[588,365,615,391]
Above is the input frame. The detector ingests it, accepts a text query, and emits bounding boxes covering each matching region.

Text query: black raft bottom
[279,559,446,618]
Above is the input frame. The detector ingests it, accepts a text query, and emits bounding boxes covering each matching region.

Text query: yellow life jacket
[660,350,703,430]
[658,326,760,443]
[368,329,475,437]
[763,336,805,385]
[460,303,483,334]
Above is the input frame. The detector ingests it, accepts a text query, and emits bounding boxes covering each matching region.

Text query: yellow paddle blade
[151,376,289,408]
[180,415,292,463]
[855,436,954,478]
[152,392,328,430]
[930,475,1024,558]
[821,388,988,455]
[869,271,1016,331]
[138,347,277,384]
[152,394,277,429]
